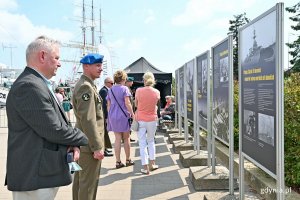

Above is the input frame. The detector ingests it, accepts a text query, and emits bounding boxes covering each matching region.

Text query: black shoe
[130,138,136,142]
[104,150,113,157]
[105,148,112,153]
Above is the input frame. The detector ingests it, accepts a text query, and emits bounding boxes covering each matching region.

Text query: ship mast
[81,0,87,56]
[99,8,102,44]
[98,6,108,76]
[253,29,258,50]
[91,0,95,47]
[61,0,102,84]
[2,44,17,69]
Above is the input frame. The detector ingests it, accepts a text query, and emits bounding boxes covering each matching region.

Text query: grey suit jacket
[5,67,88,191]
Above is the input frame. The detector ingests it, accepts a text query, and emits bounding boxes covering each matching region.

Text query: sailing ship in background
[59,0,113,89]
[0,0,113,106]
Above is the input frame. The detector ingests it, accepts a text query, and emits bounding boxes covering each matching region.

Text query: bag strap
[111,88,128,118]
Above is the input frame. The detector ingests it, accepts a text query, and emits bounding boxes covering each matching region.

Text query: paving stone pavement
[0,127,262,200]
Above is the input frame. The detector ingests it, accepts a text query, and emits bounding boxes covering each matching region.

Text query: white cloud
[209,18,231,30]
[172,0,258,26]
[172,0,211,26]
[182,38,210,55]
[108,38,124,49]
[183,35,224,55]
[128,38,145,51]
[72,0,82,20]
[0,11,73,45]
[0,0,18,11]
[144,9,155,24]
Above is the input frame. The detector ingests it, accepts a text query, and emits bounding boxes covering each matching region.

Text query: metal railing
[0,107,77,128]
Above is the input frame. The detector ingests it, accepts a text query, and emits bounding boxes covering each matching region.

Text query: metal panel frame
[211,36,234,195]
[195,50,211,156]
[174,69,178,129]
[192,58,199,150]
[178,66,184,135]
[228,35,234,195]
[276,3,284,199]
[239,4,278,179]
[195,51,210,131]
[185,59,195,123]
[183,64,189,142]
[211,37,231,146]
[238,3,284,199]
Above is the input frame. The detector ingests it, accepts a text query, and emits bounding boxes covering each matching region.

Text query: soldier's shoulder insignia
[82,93,90,101]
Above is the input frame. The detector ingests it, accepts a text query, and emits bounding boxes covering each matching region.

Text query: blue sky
[0,0,299,85]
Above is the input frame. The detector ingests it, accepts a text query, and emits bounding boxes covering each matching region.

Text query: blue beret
[127,77,134,82]
[80,53,104,64]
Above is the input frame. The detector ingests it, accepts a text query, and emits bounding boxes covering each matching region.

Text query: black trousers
[104,120,112,149]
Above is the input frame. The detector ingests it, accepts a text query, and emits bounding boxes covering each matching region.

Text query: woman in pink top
[54,87,64,104]
[135,72,160,174]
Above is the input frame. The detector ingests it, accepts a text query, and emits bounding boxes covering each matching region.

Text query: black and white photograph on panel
[243,110,257,139]
[179,66,185,117]
[240,8,277,175]
[258,113,274,146]
[202,59,208,95]
[212,98,229,143]
[212,38,230,145]
[197,52,209,130]
[186,59,194,121]
[220,56,229,82]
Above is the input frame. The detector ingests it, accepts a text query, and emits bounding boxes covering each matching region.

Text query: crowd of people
[54,87,72,124]
[4,35,175,200]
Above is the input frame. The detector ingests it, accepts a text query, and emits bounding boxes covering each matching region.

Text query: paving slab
[1,126,238,200]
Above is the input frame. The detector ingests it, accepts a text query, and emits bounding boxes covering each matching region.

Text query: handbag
[131,119,139,132]
[111,89,132,126]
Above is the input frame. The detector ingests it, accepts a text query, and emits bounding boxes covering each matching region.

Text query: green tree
[171,76,175,96]
[228,13,250,80]
[286,2,300,74]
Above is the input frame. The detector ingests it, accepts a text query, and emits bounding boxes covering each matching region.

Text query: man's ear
[38,50,46,63]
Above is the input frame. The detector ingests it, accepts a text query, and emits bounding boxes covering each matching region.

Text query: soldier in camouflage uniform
[72,53,105,200]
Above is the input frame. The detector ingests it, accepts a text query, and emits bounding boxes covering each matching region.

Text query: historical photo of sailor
[219,56,229,83]
[258,113,275,146]
[244,110,256,138]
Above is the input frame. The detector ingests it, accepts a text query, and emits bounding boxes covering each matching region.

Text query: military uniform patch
[82,93,90,101]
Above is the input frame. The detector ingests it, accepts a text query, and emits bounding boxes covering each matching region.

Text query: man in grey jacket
[5,35,88,200]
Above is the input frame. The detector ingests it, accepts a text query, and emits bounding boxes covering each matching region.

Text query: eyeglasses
[106,82,114,85]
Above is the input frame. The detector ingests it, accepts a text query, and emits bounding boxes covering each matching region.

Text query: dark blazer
[99,86,108,119]
[5,67,88,191]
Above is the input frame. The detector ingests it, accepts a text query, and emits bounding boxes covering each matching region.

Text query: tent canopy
[124,57,172,84]
[124,57,172,107]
